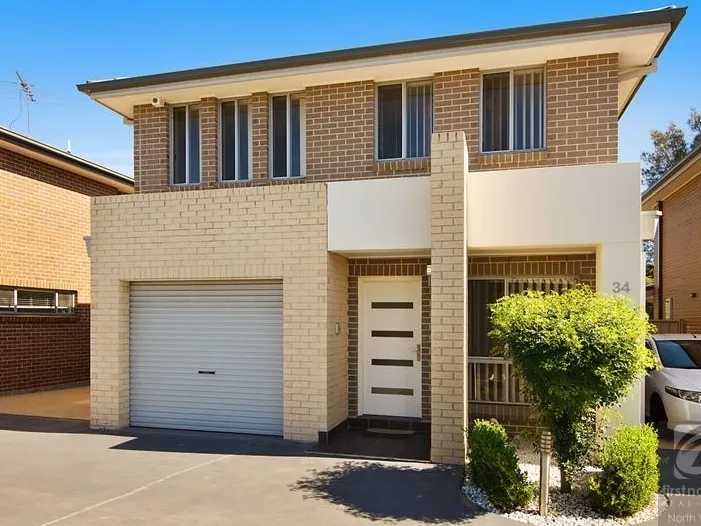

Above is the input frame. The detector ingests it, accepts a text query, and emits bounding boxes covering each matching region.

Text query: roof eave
[76,7,687,97]
[0,127,134,193]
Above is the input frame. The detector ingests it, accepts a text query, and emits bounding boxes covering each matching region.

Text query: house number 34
[612,282,631,293]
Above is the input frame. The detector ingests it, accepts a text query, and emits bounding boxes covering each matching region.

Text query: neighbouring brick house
[642,144,701,333]
[0,127,133,394]
[78,8,684,463]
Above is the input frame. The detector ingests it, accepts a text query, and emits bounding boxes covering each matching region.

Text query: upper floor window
[481,68,544,153]
[377,81,433,160]
[0,287,76,315]
[221,100,251,181]
[271,94,305,178]
[172,104,201,185]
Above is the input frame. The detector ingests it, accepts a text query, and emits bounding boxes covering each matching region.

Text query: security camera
[151,96,165,108]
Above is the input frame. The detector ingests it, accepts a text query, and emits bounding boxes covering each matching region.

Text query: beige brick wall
[90,184,345,441]
[132,54,618,193]
[430,131,467,464]
[0,169,91,300]
[326,253,349,429]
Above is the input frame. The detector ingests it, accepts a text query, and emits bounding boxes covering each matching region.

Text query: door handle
[198,370,216,375]
[415,344,421,361]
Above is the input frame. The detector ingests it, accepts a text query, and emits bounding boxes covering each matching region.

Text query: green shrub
[589,424,659,516]
[467,419,535,511]
[489,287,656,490]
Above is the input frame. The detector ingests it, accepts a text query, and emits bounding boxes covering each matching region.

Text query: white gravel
[462,448,668,526]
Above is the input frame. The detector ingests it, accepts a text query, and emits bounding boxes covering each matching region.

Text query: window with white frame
[0,287,76,315]
[220,100,251,181]
[481,68,544,153]
[270,94,304,178]
[377,81,433,160]
[172,104,201,185]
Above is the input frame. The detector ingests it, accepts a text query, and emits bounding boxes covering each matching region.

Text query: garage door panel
[130,282,283,436]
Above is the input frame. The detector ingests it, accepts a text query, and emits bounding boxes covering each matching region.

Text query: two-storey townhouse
[0,127,132,396]
[78,7,684,464]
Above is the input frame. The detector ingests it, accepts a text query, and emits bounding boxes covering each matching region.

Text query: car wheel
[650,395,669,436]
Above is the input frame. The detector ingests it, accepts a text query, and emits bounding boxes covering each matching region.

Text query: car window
[657,340,701,369]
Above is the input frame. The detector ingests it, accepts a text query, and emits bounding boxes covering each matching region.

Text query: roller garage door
[129,282,283,435]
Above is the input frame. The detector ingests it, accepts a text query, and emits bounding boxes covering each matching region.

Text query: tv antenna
[15,71,35,135]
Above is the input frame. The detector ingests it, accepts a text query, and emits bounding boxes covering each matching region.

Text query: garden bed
[462,447,668,526]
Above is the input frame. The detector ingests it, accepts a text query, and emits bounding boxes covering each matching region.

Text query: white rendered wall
[466,162,641,250]
[327,176,431,254]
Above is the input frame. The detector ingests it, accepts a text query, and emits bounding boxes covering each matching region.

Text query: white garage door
[129,282,283,436]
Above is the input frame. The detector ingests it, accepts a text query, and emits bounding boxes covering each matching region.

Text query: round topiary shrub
[588,424,659,516]
[467,419,535,511]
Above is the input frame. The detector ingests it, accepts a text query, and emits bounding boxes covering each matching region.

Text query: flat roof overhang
[77,7,686,120]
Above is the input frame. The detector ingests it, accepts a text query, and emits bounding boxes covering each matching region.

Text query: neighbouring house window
[481,68,544,153]
[377,81,433,160]
[172,104,201,185]
[221,100,251,181]
[270,94,304,178]
[468,277,576,357]
[0,287,76,315]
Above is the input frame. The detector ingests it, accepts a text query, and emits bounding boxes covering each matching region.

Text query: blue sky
[1,0,698,176]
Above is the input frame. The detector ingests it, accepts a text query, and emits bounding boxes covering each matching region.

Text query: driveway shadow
[290,461,482,523]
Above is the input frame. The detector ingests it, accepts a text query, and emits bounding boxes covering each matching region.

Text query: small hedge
[467,419,535,511]
[589,424,659,516]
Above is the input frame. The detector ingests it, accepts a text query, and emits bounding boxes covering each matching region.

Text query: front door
[360,277,422,418]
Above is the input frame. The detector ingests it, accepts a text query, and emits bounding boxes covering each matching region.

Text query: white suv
[645,334,701,434]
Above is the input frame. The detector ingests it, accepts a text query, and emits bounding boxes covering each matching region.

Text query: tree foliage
[489,287,655,490]
[641,108,701,189]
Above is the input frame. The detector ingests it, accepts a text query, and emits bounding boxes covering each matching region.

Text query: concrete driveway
[0,415,500,526]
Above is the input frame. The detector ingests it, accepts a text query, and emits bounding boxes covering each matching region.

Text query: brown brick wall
[306,81,374,181]
[434,53,618,171]
[134,104,170,193]
[0,147,120,197]
[347,258,431,421]
[468,253,597,288]
[132,53,618,193]
[200,97,219,188]
[0,305,90,393]
[660,173,701,332]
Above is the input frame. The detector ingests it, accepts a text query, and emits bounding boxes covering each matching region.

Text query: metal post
[539,430,552,516]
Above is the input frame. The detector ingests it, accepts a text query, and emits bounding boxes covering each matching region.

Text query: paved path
[0,416,512,526]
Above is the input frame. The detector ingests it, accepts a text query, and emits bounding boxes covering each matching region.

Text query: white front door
[361,277,422,418]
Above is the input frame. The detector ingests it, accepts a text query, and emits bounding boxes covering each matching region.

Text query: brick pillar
[200,97,219,188]
[430,131,468,464]
[133,104,169,193]
[251,92,269,181]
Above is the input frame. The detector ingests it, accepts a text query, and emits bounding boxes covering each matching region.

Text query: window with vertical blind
[270,94,304,178]
[481,68,544,153]
[172,104,201,185]
[468,277,577,357]
[377,81,433,160]
[220,100,251,182]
